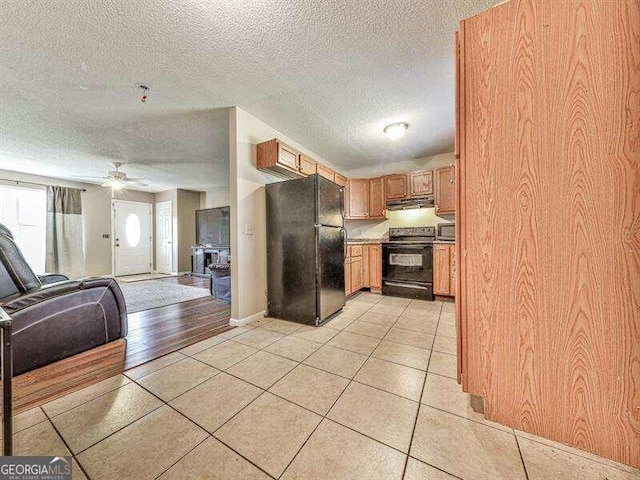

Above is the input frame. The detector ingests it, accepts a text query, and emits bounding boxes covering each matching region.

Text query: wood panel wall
[458,0,640,467]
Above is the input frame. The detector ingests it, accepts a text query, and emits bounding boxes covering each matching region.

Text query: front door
[112,200,152,276]
[155,201,173,274]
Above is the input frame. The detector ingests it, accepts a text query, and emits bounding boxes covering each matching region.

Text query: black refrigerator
[266,174,346,326]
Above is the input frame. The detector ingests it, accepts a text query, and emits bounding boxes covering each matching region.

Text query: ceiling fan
[73,162,149,190]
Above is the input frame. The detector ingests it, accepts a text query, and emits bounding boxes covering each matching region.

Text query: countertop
[347,238,386,245]
[348,238,455,245]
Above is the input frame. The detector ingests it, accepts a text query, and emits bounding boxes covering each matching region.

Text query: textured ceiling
[0,0,500,191]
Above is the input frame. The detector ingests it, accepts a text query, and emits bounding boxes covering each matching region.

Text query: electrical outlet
[102,233,110,239]
[243,224,254,235]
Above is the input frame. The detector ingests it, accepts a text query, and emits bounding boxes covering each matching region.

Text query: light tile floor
[8,292,640,479]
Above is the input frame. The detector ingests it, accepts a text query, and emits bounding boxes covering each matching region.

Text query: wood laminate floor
[124,275,232,370]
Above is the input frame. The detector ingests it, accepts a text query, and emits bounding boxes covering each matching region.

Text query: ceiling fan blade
[124,180,149,187]
[70,175,108,181]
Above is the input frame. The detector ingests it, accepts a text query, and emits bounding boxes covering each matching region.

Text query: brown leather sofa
[0,224,127,376]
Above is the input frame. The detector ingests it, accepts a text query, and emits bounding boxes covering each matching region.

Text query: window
[0,184,47,273]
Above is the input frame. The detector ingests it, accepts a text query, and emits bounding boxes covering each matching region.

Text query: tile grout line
[40,406,94,480]
[151,436,212,480]
[26,297,636,478]
[107,374,278,479]
[512,434,640,475]
[274,296,410,479]
[59,365,218,459]
[278,299,418,478]
[34,297,451,479]
[402,302,475,480]
[514,433,531,480]
[43,376,135,421]
[400,300,442,480]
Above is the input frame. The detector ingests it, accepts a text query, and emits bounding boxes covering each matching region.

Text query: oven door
[382,244,433,284]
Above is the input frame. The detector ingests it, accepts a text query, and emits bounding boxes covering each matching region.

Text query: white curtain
[45,186,85,278]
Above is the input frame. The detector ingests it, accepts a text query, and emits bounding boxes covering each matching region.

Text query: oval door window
[125,213,141,247]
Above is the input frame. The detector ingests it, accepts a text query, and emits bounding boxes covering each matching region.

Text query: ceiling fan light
[384,122,409,140]
[102,179,125,190]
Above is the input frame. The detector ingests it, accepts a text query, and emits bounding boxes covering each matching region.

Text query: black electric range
[382,227,435,300]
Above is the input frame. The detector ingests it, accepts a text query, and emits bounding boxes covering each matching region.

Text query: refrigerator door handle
[340,227,348,260]
[340,187,345,226]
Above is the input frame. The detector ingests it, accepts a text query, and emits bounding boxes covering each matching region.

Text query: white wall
[0,169,155,276]
[229,107,334,322]
[200,187,230,209]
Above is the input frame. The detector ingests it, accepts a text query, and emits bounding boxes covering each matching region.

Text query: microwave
[437,222,455,241]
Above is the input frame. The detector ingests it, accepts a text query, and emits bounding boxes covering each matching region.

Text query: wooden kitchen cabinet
[346,244,382,296]
[362,245,370,288]
[369,244,382,293]
[256,139,300,178]
[298,154,317,176]
[433,244,455,297]
[368,177,386,219]
[385,174,408,200]
[317,163,334,181]
[346,179,369,219]
[435,165,455,215]
[350,256,363,292]
[334,172,347,187]
[457,0,639,466]
[409,170,433,197]
[344,245,364,296]
[345,258,352,295]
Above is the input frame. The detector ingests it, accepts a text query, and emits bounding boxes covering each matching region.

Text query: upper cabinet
[385,174,408,200]
[369,177,386,219]
[256,138,452,219]
[409,170,434,197]
[298,154,317,176]
[346,179,369,219]
[435,166,455,216]
[317,163,335,181]
[256,139,300,178]
[345,177,387,220]
[334,173,347,187]
[257,138,340,183]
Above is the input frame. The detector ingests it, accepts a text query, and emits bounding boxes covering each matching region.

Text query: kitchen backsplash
[346,209,453,239]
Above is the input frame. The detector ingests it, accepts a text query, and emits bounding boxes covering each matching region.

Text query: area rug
[117,279,210,313]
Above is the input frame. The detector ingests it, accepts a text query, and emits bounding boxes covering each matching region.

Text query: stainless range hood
[386,196,435,211]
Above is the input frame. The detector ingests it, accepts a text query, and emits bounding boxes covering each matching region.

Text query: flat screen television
[196,206,230,247]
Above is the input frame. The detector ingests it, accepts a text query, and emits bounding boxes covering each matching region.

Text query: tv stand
[191,246,230,277]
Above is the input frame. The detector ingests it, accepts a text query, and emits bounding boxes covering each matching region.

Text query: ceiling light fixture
[102,178,125,190]
[136,83,151,103]
[383,122,409,140]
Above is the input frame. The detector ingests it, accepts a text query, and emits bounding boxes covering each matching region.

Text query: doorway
[112,200,152,276]
[155,200,173,274]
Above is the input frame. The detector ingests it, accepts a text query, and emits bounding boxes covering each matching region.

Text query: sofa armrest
[38,274,69,285]
[1,277,128,376]
[1,278,127,338]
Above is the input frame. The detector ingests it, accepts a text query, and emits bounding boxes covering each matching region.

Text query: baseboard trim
[230,310,266,327]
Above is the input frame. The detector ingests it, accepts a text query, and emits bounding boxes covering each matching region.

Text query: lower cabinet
[345,244,382,296]
[433,243,456,297]
[369,244,382,293]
